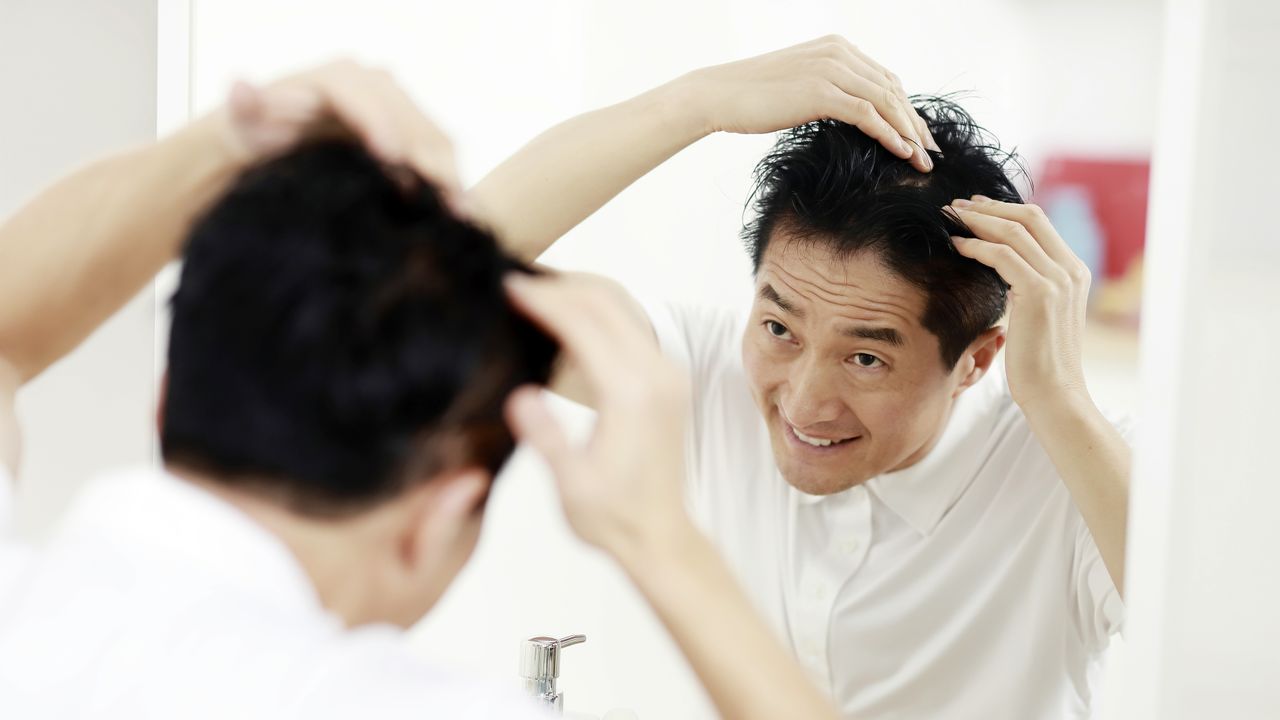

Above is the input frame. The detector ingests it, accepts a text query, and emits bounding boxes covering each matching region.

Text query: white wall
[1107,0,1280,717]
[1,0,159,541]
[183,2,1163,717]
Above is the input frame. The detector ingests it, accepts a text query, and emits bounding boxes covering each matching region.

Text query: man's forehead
[755,238,926,323]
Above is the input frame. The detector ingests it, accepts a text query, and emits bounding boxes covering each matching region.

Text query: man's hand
[502,273,690,560]
[950,195,1132,593]
[950,196,1093,412]
[682,35,938,171]
[0,58,466,383]
[220,60,465,214]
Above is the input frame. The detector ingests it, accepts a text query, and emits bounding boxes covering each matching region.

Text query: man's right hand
[679,34,938,171]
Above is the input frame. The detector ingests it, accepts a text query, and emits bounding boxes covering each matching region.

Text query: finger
[843,44,940,152]
[504,275,654,392]
[505,386,582,481]
[309,66,468,210]
[963,197,1081,271]
[359,74,468,208]
[824,90,915,161]
[912,111,938,153]
[951,235,1045,294]
[952,206,1063,281]
[827,69,928,172]
[507,274,650,358]
[311,65,406,162]
[829,50,921,149]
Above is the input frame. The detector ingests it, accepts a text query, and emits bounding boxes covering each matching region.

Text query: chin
[777,458,874,496]
[783,472,870,496]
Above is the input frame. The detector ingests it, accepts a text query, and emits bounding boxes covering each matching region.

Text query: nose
[781,354,844,429]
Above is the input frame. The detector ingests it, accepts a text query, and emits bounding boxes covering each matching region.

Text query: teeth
[794,427,838,447]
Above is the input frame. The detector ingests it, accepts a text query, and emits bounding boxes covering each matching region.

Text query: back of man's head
[161,140,557,515]
[743,96,1025,368]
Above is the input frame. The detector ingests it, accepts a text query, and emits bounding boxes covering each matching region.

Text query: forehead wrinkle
[762,257,921,330]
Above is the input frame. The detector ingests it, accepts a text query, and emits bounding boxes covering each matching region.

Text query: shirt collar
[863,368,1007,536]
[67,465,326,618]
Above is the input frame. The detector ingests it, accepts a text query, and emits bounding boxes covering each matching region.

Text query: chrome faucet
[520,634,586,714]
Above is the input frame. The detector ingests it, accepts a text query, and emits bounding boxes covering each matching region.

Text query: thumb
[505,386,582,485]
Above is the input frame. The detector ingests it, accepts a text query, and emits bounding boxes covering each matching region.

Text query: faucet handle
[557,634,587,650]
[520,634,587,714]
[520,634,586,681]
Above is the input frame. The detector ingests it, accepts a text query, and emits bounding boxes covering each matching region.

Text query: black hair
[161,139,557,515]
[742,95,1026,369]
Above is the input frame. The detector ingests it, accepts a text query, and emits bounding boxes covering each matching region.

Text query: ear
[399,467,490,568]
[951,326,1005,398]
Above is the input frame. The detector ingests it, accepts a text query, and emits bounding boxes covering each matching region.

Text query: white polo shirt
[0,465,550,720]
[646,301,1127,720]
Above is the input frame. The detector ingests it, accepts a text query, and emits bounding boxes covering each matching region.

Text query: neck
[885,399,956,474]
[166,463,392,627]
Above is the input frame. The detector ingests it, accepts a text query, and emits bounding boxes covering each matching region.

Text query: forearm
[0,112,245,381]
[1023,392,1131,594]
[617,519,839,720]
[469,77,708,263]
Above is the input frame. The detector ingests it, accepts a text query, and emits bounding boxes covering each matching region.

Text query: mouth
[783,422,860,454]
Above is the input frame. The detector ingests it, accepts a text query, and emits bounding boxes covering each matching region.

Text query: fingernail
[899,137,915,157]
[503,272,530,291]
[920,147,933,171]
[972,194,992,202]
[952,198,974,208]
[926,135,941,152]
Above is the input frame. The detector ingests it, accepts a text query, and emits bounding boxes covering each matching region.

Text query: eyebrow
[844,326,905,347]
[759,284,804,318]
[759,283,905,347]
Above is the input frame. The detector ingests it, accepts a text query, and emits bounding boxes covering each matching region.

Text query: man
[473,36,1131,719]
[0,61,859,719]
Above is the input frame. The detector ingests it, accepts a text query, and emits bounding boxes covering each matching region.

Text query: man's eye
[765,320,791,339]
[851,353,884,368]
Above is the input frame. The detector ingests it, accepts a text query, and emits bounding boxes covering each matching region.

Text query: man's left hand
[949,196,1093,412]
[219,60,466,215]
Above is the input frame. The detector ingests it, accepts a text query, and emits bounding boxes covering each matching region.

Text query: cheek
[741,335,779,404]
[855,379,946,438]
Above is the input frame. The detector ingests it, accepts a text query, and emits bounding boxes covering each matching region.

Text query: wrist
[609,509,705,581]
[180,109,254,173]
[1019,385,1098,428]
[653,71,719,141]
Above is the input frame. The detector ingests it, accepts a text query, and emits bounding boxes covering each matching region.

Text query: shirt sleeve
[634,298,746,484]
[1073,517,1125,650]
[1071,414,1136,649]
[636,297,744,402]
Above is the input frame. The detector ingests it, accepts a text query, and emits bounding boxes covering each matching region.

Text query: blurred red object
[1036,156,1150,281]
